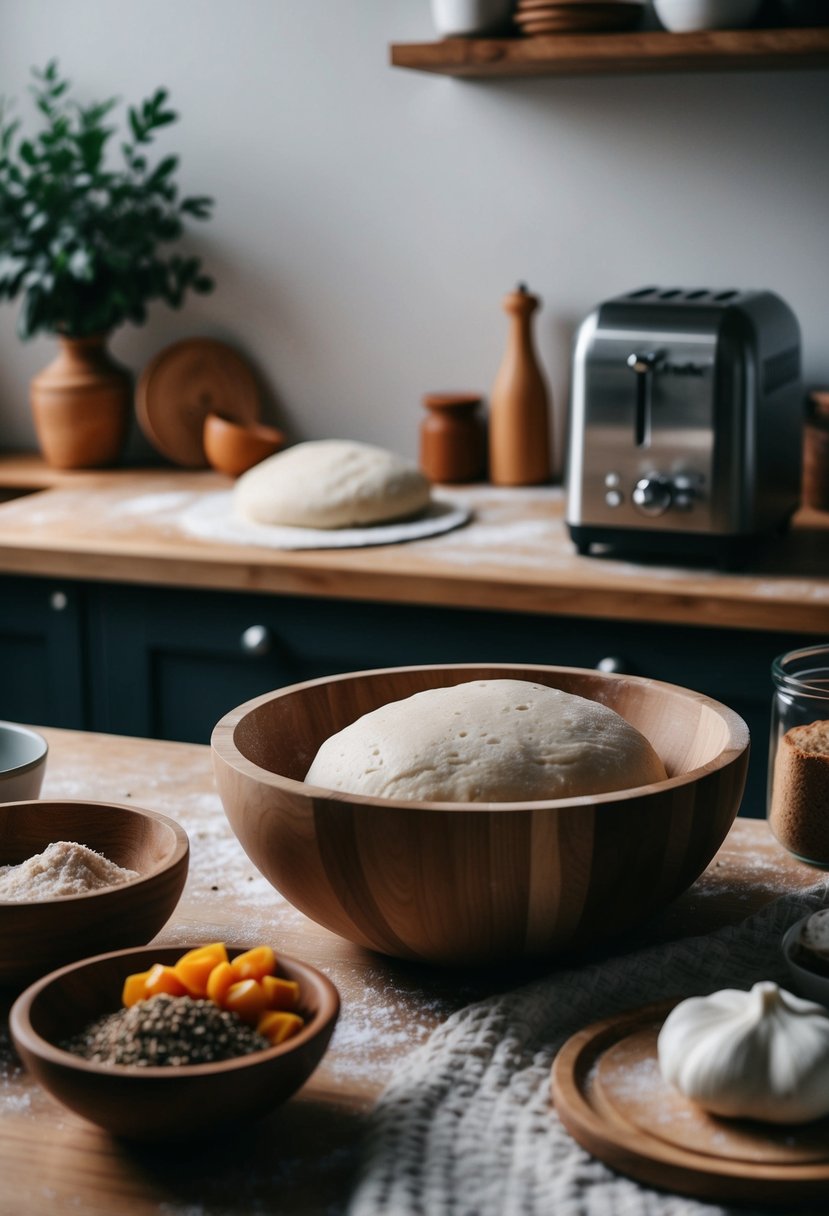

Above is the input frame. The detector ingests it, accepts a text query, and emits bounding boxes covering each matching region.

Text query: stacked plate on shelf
[514,0,645,35]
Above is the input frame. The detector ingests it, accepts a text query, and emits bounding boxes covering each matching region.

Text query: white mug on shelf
[430,0,514,37]
[652,0,762,31]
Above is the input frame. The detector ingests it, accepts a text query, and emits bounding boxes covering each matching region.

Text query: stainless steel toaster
[565,287,803,565]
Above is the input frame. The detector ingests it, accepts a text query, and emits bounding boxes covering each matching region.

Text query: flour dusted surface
[0,840,137,899]
[306,679,667,802]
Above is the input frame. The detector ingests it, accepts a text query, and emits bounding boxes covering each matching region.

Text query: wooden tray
[551,1000,829,1205]
[136,338,261,467]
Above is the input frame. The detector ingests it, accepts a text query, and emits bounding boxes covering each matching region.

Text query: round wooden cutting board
[136,338,261,467]
[551,1000,829,1205]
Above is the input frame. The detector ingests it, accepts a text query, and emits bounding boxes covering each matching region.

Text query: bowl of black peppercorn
[9,943,340,1141]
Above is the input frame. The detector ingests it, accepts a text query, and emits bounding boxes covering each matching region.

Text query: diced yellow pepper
[205,960,236,1007]
[122,969,151,1007]
[224,978,269,1024]
[261,975,301,1011]
[257,1010,304,1045]
[119,943,307,1043]
[143,962,188,999]
[173,942,229,996]
[229,945,276,983]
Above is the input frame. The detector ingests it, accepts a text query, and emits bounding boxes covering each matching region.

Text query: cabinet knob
[50,590,69,612]
[596,656,631,675]
[240,625,273,656]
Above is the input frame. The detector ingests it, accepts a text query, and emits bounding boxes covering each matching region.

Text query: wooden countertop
[0,455,827,633]
[0,727,822,1214]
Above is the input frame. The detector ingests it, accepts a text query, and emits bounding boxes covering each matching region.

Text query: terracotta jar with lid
[419,392,486,484]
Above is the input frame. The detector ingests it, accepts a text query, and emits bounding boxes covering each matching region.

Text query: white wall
[1,0,827,471]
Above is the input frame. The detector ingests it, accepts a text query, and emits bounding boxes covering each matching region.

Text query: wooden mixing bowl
[211,664,749,965]
[10,944,339,1141]
[203,412,286,477]
[0,800,189,986]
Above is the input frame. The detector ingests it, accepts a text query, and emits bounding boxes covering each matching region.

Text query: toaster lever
[626,351,661,375]
[626,350,663,447]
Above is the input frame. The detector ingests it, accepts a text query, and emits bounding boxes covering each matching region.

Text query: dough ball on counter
[305,679,667,803]
[233,439,431,529]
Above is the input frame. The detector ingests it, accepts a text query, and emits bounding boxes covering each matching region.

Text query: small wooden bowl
[0,800,189,986]
[203,413,286,477]
[212,664,749,965]
[0,722,48,802]
[10,945,339,1141]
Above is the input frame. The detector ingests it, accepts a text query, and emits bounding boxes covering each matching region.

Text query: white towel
[348,881,829,1216]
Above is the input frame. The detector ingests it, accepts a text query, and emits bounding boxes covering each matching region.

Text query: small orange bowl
[203,414,286,477]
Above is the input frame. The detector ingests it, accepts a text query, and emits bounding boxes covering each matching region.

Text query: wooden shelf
[390,26,829,78]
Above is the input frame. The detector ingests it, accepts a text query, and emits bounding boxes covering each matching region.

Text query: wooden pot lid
[551,1000,829,1205]
[136,338,261,468]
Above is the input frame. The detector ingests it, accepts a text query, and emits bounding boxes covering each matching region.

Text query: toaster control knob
[632,476,672,516]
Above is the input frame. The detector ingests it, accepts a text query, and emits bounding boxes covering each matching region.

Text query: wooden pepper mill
[488,282,551,486]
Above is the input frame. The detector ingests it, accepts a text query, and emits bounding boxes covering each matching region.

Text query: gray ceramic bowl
[782,914,829,1007]
[0,722,47,802]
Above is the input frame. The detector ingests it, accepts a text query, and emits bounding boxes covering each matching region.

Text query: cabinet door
[91,585,564,743]
[89,585,442,744]
[0,575,87,729]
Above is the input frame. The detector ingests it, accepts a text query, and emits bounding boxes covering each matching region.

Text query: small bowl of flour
[0,799,189,986]
[0,840,137,901]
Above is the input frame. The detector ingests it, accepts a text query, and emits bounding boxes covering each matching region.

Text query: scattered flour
[111,491,194,516]
[176,492,470,551]
[0,841,137,900]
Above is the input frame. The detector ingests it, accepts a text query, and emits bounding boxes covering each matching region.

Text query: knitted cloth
[348,881,829,1216]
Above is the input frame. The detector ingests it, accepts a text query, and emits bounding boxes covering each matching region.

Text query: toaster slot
[626,349,664,448]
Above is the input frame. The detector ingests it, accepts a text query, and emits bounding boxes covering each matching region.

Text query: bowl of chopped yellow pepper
[10,940,340,1141]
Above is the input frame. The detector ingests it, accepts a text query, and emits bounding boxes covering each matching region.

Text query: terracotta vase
[29,334,132,469]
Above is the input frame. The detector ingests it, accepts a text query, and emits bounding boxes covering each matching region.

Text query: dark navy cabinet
[0,572,820,816]
[0,576,86,729]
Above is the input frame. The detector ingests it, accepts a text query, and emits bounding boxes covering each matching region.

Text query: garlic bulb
[657,981,829,1124]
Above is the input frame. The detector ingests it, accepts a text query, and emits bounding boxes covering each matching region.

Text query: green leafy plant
[0,61,214,339]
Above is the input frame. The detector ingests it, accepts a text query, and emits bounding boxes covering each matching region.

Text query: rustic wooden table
[0,727,821,1214]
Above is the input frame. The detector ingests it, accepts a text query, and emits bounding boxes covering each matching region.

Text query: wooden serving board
[136,338,261,467]
[551,1000,829,1205]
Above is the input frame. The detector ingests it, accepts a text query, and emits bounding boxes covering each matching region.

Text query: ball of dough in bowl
[305,679,668,803]
[233,439,431,529]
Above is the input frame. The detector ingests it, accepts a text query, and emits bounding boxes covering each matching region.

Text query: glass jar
[767,644,829,865]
